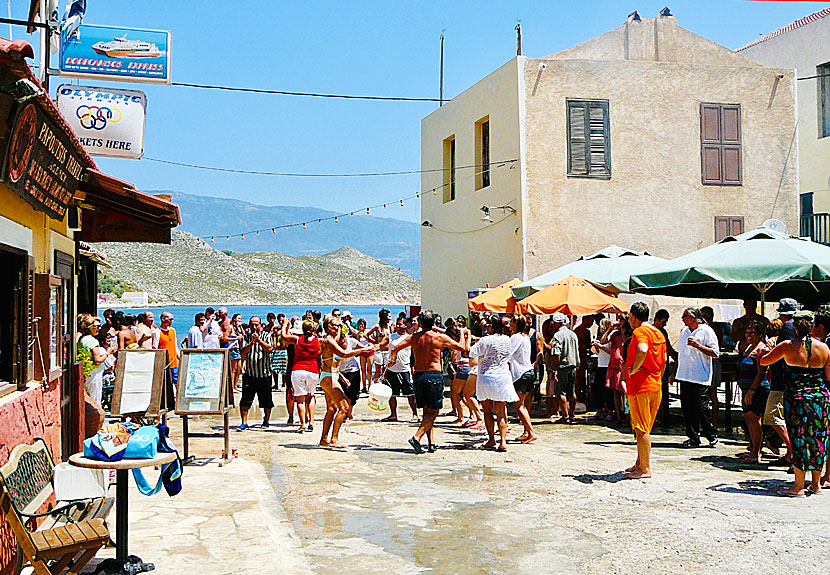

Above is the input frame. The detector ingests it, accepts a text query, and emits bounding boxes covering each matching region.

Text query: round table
[69,452,176,560]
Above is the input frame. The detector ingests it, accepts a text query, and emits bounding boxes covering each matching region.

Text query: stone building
[737,8,830,242]
[420,9,799,314]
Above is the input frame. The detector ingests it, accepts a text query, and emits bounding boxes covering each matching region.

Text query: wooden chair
[0,438,110,575]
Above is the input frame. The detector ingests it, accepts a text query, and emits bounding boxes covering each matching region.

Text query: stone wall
[0,381,62,575]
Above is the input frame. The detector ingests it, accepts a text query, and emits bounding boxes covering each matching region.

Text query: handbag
[131,424,182,497]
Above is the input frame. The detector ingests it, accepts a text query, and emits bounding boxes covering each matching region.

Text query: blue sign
[60,24,171,85]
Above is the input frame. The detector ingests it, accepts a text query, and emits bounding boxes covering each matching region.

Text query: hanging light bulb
[317,219,321,223]
[334,217,338,223]
[366,207,370,215]
[226,236,229,240]
[256,230,259,235]
[241,234,245,241]
[433,189,437,195]
[400,199,404,207]
[272,228,276,234]
[350,212,354,216]
[210,237,214,243]
[383,204,387,209]
[302,223,306,230]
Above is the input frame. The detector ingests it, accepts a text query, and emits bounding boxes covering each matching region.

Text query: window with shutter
[567,99,610,179]
[700,103,742,186]
[819,62,830,138]
[443,135,456,203]
[714,216,745,242]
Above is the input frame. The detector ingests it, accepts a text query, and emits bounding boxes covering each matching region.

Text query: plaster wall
[521,58,798,278]
[739,16,830,212]
[420,58,523,315]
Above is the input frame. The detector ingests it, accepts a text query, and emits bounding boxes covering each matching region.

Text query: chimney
[624,10,647,60]
[654,7,677,62]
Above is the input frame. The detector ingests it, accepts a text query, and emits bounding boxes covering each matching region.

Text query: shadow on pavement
[565,471,627,484]
[707,478,790,497]
[691,454,769,473]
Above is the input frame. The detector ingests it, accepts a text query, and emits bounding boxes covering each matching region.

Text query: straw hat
[290,319,304,335]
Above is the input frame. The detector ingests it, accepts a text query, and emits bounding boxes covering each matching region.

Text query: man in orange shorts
[624,302,666,479]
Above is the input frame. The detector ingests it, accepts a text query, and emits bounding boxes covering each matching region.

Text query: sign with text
[57,85,146,159]
[3,102,85,220]
[60,24,171,84]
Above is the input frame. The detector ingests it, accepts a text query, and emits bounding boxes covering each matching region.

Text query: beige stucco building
[738,8,830,221]
[420,10,799,315]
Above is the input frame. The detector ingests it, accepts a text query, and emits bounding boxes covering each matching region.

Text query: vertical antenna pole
[439,31,444,107]
[516,22,522,56]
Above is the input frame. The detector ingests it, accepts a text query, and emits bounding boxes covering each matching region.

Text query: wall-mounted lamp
[422,220,433,227]
[480,204,517,223]
[0,78,44,103]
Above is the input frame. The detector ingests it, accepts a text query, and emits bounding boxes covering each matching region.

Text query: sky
[9,0,830,228]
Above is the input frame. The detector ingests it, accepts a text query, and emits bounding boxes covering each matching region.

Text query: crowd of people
[75,296,830,496]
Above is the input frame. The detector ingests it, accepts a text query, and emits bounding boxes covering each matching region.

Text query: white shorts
[374,350,391,366]
[291,370,317,396]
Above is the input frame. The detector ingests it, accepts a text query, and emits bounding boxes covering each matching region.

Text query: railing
[800,213,830,245]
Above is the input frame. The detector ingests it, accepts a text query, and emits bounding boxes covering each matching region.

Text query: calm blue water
[111,305,407,335]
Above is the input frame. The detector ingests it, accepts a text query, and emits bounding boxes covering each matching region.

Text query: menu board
[175,349,229,414]
[110,349,166,418]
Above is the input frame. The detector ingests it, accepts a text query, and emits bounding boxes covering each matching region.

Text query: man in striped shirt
[238,316,274,431]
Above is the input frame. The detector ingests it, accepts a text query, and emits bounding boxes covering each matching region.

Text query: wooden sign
[3,102,85,220]
[175,349,230,415]
[110,349,167,418]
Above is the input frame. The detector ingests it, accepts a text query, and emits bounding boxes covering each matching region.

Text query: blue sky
[11,0,830,225]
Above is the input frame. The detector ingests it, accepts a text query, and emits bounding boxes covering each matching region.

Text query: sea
[109,305,407,336]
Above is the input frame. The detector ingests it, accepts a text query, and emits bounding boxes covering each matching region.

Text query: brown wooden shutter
[568,102,587,175]
[33,273,51,382]
[701,103,742,186]
[588,104,609,176]
[714,216,730,242]
[729,216,744,236]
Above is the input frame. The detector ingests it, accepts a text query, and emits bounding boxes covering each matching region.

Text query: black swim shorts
[413,371,444,410]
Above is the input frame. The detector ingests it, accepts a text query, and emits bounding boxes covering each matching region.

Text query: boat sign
[60,24,171,85]
[56,85,147,159]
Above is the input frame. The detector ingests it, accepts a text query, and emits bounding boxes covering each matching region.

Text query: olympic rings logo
[76,106,122,130]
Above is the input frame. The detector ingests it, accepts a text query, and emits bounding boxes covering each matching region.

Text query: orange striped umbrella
[515,276,629,316]
[468,279,521,313]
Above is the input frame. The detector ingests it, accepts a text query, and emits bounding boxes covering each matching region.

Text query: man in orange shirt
[158,311,180,387]
[624,302,666,479]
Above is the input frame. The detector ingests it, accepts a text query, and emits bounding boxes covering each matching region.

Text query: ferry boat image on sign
[91,36,161,58]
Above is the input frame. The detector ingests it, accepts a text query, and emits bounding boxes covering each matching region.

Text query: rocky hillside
[95,230,421,305]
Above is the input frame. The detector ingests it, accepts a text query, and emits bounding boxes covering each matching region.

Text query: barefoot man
[390,310,469,454]
[624,302,667,479]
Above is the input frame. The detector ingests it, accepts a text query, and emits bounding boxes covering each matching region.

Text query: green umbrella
[512,245,666,299]
[629,227,830,304]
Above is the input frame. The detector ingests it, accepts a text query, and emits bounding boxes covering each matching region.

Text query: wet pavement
[118,392,830,574]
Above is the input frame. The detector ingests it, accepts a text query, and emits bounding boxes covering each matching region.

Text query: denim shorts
[413,371,444,410]
[455,364,470,380]
[229,347,242,361]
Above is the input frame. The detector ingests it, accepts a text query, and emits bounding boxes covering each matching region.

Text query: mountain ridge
[155,190,421,278]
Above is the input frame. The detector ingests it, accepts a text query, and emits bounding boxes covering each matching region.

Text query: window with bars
[819,62,830,138]
[700,103,742,186]
[567,99,610,179]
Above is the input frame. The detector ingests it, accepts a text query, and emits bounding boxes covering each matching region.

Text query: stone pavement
[81,394,830,574]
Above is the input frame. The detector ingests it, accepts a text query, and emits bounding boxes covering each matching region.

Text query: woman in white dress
[470,315,519,451]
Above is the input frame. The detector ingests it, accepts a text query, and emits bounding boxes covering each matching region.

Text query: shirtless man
[116,313,137,349]
[135,311,155,349]
[390,310,469,454]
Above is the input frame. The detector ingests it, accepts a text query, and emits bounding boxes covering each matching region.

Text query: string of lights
[170,81,443,102]
[205,159,519,243]
[145,157,517,178]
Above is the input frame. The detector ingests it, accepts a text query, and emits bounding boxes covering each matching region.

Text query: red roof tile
[737,7,830,52]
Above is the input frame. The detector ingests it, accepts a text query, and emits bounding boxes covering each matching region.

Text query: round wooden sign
[7,103,37,184]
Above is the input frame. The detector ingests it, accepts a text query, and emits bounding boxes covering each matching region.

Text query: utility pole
[439,31,444,107]
[516,22,522,56]
[38,0,49,91]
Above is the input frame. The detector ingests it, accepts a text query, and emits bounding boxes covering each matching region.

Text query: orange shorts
[628,391,661,434]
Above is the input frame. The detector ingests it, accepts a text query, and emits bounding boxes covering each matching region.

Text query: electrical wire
[204,160,517,241]
[422,213,514,234]
[171,82,442,102]
[145,157,516,178]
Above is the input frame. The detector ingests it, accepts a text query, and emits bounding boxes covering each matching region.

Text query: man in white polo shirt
[676,307,720,448]
[382,317,419,423]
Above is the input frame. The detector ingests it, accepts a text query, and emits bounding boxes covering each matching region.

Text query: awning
[74,169,181,244]
[77,241,110,267]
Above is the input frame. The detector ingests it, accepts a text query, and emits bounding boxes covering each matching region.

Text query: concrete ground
[90,392,830,575]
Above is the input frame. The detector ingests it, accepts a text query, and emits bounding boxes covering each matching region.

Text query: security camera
[537,62,547,71]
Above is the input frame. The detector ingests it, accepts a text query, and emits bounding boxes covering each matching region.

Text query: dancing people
[281,318,319,433]
[390,310,469,453]
[509,314,537,443]
[318,314,373,447]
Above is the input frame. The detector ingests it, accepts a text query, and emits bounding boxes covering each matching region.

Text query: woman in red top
[281,318,320,432]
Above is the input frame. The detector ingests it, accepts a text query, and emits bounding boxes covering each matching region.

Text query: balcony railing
[801,213,830,245]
